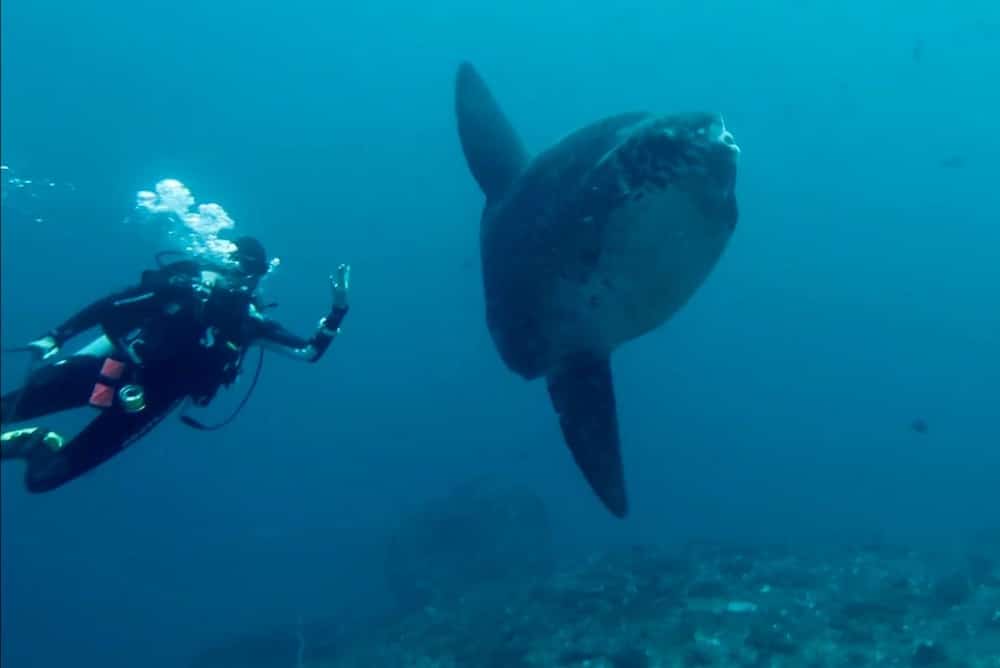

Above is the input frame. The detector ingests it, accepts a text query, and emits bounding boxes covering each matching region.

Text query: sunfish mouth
[711,115,740,155]
[701,114,739,195]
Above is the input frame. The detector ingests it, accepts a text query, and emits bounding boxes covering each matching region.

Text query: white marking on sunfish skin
[712,115,740,153]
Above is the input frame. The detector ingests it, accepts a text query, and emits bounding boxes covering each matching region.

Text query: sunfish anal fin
[546,354,628,518]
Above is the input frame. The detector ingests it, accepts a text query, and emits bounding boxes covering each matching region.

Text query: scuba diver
[0,236,351,493]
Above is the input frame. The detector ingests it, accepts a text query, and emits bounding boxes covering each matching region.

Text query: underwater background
[2,1,999,667]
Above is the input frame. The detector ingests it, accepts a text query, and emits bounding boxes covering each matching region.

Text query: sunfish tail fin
[546,354,628,518]
[454,61,529,204]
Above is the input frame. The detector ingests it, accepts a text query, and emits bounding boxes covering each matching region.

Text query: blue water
[2,2,998,666]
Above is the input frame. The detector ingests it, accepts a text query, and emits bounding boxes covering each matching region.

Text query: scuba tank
[151,250,270,431]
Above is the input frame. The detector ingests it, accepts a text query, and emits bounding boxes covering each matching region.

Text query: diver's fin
[455,61,529,204]
[546,354,628,518]
[1,427,64,460]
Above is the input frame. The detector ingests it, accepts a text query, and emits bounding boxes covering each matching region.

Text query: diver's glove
[321,264,351,334]
[332,263,350,310]
[27,335,59,360]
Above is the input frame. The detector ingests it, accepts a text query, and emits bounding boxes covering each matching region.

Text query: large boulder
[383,476,554,611]
[190,619,344,668]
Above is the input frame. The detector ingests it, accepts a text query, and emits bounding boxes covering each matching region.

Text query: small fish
[940,155,966,169]
[911,418,929,434]
[912,39,925,63]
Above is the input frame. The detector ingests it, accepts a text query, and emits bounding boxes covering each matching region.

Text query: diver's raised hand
[331,264,350,311]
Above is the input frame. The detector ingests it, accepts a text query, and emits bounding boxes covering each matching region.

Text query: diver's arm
[249,264,351,363]
[44,285,156,348]
[252,307,349,362]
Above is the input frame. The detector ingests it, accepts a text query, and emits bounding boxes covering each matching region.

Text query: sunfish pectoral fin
[546,354,628,518]
[454,61,529,204]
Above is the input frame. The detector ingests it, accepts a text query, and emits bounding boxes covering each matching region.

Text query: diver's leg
[0,336,115,424]
[17,381,186,493]
[0,355,104,424]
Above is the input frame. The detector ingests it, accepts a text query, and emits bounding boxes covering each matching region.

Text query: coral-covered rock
[321,540,1000,668]
[193,536,1000,667]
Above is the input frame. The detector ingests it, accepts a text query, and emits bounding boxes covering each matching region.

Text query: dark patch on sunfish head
[596,111,739,229]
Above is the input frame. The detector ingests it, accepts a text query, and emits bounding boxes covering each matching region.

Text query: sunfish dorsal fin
[455,62,528,204]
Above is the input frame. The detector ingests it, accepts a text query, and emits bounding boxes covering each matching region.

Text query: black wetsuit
[0,264,348,493]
